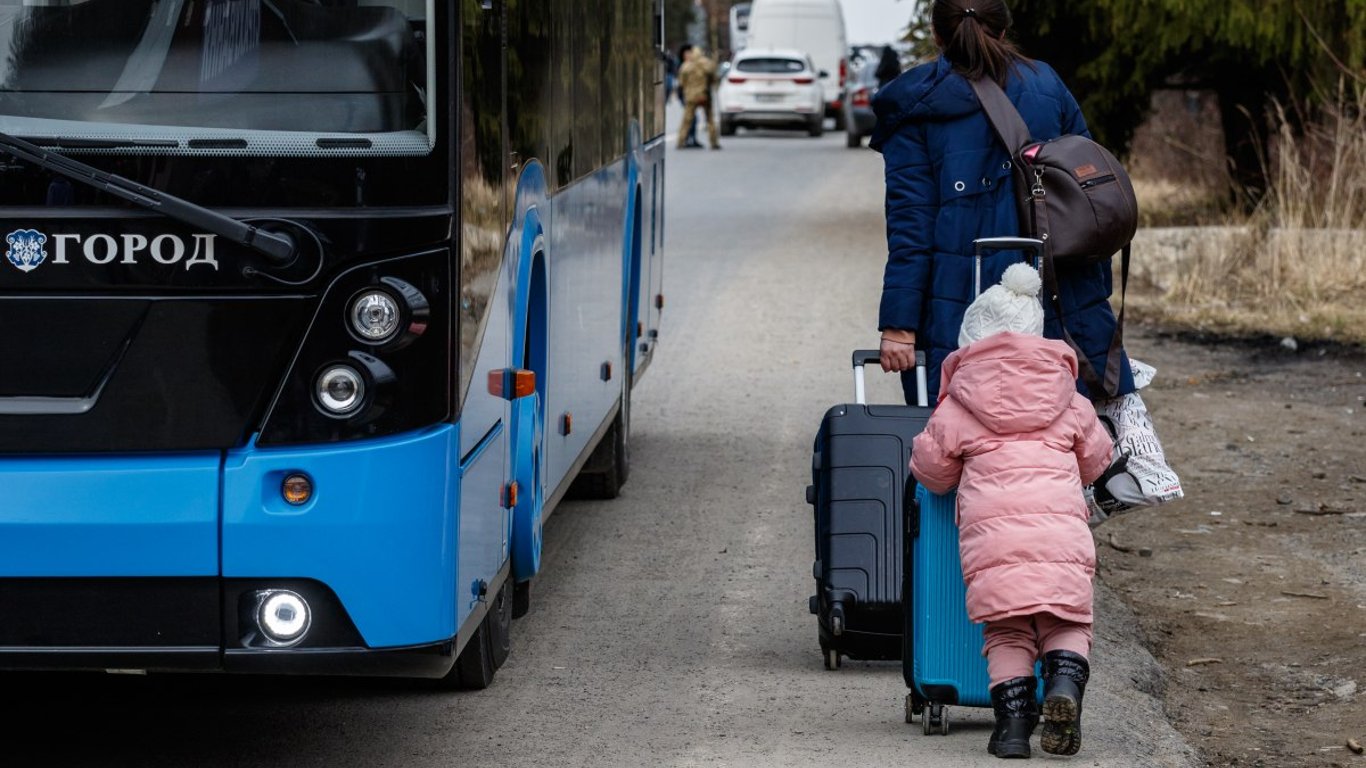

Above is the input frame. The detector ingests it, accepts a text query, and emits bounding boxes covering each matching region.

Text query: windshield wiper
[0,131,295,265]
[30,137,181,150]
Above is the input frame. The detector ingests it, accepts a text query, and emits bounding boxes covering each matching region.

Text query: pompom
[999,262,1042,298]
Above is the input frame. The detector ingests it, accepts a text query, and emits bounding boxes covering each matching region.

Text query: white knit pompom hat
[957,263,1045,348]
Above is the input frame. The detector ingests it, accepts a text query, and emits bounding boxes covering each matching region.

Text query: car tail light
[839,58,848,88]
[728,76,747,84]
[794,77,814,85]
[853,88,871,108]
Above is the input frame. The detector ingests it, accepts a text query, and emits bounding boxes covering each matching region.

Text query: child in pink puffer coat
[911,263,1115,760]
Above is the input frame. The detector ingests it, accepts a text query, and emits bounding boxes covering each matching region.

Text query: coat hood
[870,57,982,150]
[940,332,1079,434]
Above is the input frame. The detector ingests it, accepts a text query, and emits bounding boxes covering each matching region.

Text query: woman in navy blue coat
[870,0,1134,405]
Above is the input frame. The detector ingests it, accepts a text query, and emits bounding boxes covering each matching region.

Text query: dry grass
[1132,177,1231,228]
[1130,83,1366,346]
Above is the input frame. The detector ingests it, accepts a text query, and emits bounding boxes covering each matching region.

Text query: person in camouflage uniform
[677,45,720,150]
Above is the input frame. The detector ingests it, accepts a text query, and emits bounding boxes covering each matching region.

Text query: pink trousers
[982,613,1092,689]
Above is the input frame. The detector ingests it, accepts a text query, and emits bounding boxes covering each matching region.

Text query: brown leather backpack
[968,76,1137,399]
[969,77,1138,265]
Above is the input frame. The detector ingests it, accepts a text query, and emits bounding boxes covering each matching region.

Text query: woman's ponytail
[931,0,1025,85]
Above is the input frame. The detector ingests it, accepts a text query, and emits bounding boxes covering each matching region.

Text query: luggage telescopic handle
[852,350,929,408]
[974,236,1046,257]
[973,236,1046,299]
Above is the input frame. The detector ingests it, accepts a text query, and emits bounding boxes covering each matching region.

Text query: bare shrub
[1141,82,1366,343]
[1128,90,1234,227]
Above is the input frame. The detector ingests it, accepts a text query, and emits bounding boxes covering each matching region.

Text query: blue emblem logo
[5,229,49,273]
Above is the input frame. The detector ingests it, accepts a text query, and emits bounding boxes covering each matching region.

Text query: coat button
[982,177,992,187]
[1003,160,1012,170]
[954,181,966,192]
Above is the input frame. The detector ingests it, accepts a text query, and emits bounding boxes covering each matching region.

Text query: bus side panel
[544,166,628,490]
[456,422,509,627]
[638,140,665,378]
[222,427,459,649]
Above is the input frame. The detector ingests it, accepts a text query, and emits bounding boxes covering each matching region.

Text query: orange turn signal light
[282,473,313,506]
[502,482,519,509]
[487,368,537,400]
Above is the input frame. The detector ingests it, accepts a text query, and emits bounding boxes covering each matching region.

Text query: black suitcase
[807,349,931,670]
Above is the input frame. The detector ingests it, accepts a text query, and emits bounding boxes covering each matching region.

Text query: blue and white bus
[0,0,666,688]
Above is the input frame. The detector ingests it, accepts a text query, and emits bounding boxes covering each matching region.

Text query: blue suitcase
[901,237,1047,734]
[903,484,996,733]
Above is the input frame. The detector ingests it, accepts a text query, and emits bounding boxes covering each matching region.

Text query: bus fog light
[349,290,402,343]
[316,365,365,415]
[257,591,311,645]
[281,473,313,506]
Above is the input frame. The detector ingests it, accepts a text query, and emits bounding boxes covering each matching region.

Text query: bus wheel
[567,376,631,500]
[443,581,512,690]
[445,623,494,690]
[487,580,512,670]
[512,580,531,620]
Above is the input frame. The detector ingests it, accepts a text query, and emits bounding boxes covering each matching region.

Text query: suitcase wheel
[822,646,841,671]
[904,692,925,723]
[829,602,845,636]
[921,703,949,736]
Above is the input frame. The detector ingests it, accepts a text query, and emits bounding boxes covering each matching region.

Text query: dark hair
[678,43,694,61]
[931,0,1025,85]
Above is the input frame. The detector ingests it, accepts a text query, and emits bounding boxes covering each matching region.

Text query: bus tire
[808,116,824,138]
[487,580,513,670]
[441,581,511,690]
[444,623,495,690]
[512,580,531,620]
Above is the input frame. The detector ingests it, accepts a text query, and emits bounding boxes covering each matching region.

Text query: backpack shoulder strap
[968,77,1033,155]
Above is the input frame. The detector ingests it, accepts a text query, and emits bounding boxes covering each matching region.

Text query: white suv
[718,50,827,138]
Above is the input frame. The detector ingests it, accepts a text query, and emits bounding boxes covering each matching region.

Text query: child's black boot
[1041,650,1089,756]
[988,676,1038,759]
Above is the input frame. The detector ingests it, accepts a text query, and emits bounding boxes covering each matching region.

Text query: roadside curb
[1092,581,1201,767]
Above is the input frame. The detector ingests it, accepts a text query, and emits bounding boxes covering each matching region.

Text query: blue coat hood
[869,56,1135,402]
[870,57,982,149]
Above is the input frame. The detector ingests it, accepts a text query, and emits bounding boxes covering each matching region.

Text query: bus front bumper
[0,426,466,677]
[0,576,460,678]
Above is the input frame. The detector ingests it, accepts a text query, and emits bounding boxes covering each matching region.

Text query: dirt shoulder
[1102,325,1366,767]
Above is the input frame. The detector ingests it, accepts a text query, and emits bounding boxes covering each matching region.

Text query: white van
[730,3,752,51]
[744,0,848,126]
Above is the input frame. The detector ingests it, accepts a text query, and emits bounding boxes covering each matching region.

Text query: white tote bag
[1086,359,1184,526]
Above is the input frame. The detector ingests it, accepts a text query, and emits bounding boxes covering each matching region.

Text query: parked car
[842,54,878,148]
[745,0,848,128]
[719,49,827,137]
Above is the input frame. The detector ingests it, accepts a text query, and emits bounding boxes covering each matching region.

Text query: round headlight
[316,365,365,415]
[349,290,402,343]
[258,591,311,644]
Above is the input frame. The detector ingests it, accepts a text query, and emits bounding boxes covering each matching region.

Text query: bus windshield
[0,0,435,157]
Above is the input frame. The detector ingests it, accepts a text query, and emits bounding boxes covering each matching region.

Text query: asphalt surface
[3,122,1196,767]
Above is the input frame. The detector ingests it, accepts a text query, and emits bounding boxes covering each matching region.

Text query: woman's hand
[879,330,917,372]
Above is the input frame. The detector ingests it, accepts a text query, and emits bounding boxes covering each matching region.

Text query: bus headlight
[348,289,402,343]
[316,365,366,416]
[256,590,311,645]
